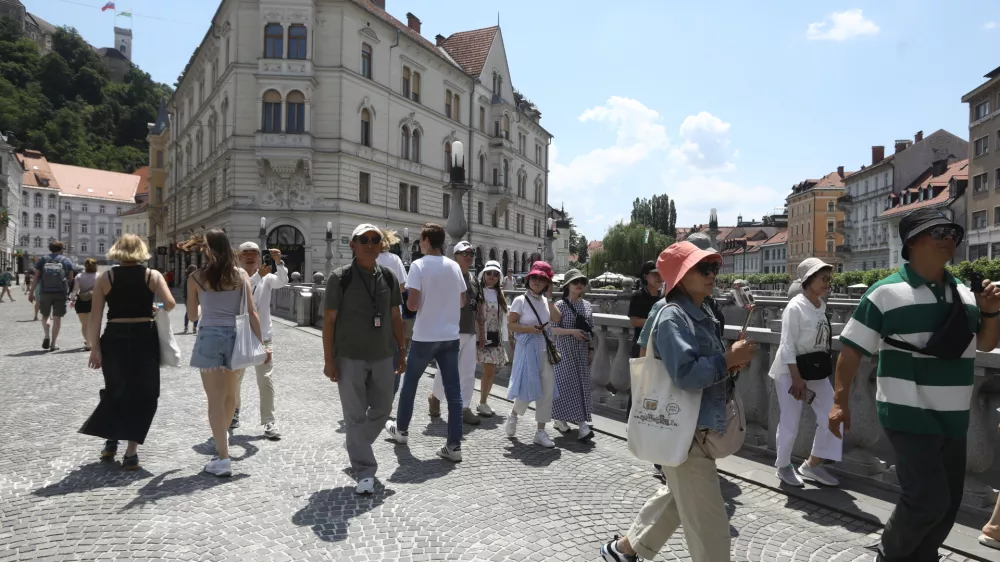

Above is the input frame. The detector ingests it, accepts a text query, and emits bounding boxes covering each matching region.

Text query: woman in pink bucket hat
[504,261,562,448]
[602,241,756,562]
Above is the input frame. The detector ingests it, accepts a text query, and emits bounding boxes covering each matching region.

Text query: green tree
[591,221,673,276]
[631,194,673,237]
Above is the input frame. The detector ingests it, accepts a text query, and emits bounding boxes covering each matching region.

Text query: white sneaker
[355,477,375,495]
[776,464,804,487]
[263,422,281,440]
[504,412,518,438]
[203,457,232,477]
[578,422,595,442]
[384,420,408,444]
[534,430,555,448]
[799,462,840,486]
[476,403,495,417]
[436,444,463,462]
[553,420,571,433]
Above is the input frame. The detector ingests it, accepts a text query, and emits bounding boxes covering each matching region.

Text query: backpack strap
[339,265,353,292]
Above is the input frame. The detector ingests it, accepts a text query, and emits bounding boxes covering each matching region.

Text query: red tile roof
[132,166,149,195]
[349,1,466,74]
[48,163,139,203]
[587,240,603,251]
[879,159,968,219]
[762,231,788,245]
[441,26,498,76]
[17,150,58,189]
[814,169,854,189]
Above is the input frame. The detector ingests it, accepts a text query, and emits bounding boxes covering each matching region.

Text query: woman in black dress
[80,234,175,469]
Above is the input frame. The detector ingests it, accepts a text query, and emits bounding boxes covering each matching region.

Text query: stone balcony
[270,285,1000,512]
[257,58,314,78]
[255,132,313,150]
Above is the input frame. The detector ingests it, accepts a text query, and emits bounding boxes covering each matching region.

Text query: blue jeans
[396,339,461,448]
[393,343,401,394]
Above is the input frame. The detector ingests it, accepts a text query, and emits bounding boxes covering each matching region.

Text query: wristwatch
[983,310,1000,318]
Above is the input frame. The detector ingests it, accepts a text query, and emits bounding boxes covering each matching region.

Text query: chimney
[837,165,845,178]
[871,145,885,165]
[406,12,421,33]
[435,34,446,46]
[371,0,385,9]
[915,130,924,143]
[894,140,911,154]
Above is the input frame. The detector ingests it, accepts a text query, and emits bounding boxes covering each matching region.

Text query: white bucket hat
[479,260,503,284]
[796,257,833,284]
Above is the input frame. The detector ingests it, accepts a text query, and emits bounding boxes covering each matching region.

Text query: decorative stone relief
[257,158,314,209]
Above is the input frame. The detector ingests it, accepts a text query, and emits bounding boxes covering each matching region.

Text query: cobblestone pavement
[0,298,977,561]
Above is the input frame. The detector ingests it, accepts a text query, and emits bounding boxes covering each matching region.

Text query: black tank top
[106,265,155,320]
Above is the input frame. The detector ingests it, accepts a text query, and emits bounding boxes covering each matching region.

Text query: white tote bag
[230,272,268,371]
[627,303,703,467]
[154,307,181,367]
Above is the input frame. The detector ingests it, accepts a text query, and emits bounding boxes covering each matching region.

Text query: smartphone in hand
[788,386,817,405]
[971,272,985,294]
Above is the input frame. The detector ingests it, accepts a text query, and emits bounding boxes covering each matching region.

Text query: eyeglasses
[456,250,475,258]
[355,234,382,245]
[693,261,721,277]
[927,226,960,241]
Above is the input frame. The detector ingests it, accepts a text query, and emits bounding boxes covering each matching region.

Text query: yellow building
[786,167,852,275]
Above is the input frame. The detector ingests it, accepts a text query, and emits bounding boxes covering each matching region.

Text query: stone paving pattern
[0,298,977,561]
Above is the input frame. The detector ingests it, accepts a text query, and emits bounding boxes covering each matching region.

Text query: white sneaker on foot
[553,420,570,433]
[263,422,281,440]
[476,403,495,417]
[776,464,804,487]
[504,412,518,438]
[384,420,408,444]
[534,430,555,448]
[799,462,840,486]
[355,477,375,495]
[436,444,463,462]
[204,457,232,477]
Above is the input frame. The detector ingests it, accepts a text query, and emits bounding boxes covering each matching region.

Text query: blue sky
[23,0,1000,240]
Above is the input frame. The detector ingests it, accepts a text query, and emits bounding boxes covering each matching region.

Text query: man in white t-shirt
[376,229,408,392]
[385,223,468,462]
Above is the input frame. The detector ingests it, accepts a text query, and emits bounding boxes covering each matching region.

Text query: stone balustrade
[270,285,1000,510]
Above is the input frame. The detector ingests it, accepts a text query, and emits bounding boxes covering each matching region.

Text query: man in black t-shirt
[628,261,662,358]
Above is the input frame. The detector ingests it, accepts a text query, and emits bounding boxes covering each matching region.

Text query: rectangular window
[81,203,88,212]
[63,221,69,233]
[81,242,87,253]
[976,135,990,157]
[409,186,419,214]
[81,222,88,234]
[445,93,452,119]
[359,172,370,204]
[99,205,105,214]
[64,202,71,211]
[479,107,485,132]
[116,227,120,237]
[286,101,305,133]
[156,151,164,168]
[265,23,283,59]
[443,193,450,219]
[263,99,282,133]
[398,183,408,211]
[402,66,410,98]
[827,219,834,232]
[361,43,372,79]
[994,207,1000,226]
[98,242,105,253]
[411,72,420,103]
[208,179,216,206]
[975,100,991,120]
[98,225,105,235]
[971,243,990,260]
[974,172,989,192]
[491,209,498,228]
[288,25,307,59]
[477,201,484,224]
[973,210,988,229]
[997,169,1000,189]
[505,210,509,230]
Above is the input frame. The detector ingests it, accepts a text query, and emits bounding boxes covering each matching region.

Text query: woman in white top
[504,261,561,448]
[770,258,842,487]
[70,258,99,350]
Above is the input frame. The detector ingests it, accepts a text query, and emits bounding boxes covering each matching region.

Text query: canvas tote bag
[627,303,702,467]
[154,306,181,367]
[231,271,268,370]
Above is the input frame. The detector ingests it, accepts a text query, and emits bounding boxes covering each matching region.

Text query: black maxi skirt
[79,322,161,444]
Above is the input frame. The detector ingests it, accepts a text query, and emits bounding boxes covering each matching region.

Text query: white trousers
[433,333,478,408]
[773,372,842,468]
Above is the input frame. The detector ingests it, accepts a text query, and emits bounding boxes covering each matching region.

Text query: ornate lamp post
[443,140,470,254]
[258,217,267,252]
[325,221,334,278]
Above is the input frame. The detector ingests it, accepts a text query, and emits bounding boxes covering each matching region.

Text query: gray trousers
[336,356,396,480]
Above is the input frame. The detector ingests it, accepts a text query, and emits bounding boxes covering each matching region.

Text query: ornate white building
[0,135,21,272]
[165,0,551,277]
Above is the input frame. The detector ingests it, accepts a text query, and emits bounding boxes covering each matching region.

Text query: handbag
[484,292,502,348]
[231,271,269,370]
[695,385,746,459]
[524,294,561,365]
[627,303,702,467]
[796,314,833,381]
[561,297,593,334]
[883,283,974,360]
[154,307,181,367]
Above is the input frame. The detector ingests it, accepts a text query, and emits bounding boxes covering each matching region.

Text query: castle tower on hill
[114,26,132,61]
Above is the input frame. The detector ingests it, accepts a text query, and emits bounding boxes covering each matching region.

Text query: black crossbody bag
[561,297,593,335]
[796,314,833,381]
[882,283,974,361]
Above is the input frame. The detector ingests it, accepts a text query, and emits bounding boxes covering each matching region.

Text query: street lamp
[325,221,333,278]
[443,140,470,253]
[258,217,267,251]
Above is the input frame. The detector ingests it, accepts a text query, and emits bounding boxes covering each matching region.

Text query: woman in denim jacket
[602,241,756,562]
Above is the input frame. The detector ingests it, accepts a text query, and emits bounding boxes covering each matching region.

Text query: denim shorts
[190,326,237,370]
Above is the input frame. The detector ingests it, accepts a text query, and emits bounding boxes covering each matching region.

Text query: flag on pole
[644,228,650,244]
[101,1,116,11]
[118,10,132,18]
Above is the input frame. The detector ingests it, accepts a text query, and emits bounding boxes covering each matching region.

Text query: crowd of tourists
[15,207,1000,561]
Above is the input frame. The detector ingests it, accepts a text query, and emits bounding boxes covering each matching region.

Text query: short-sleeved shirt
[459,271,481,334]
[406,255,467,342]
[628,287,660,343]
[510,293,549,326]
[0,271,11,286]
[34,254,75,293]
[839,264,980,438]
[324,263,401,361]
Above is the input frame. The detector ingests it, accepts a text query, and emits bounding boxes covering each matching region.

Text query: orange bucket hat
[656,241,723,294]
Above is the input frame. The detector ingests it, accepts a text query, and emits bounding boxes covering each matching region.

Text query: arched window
[288,25,307,59]
[47,194,55,208]
[502,115,510,139]
[33,213,41,228]
[33,193,41,207]
[401,125,410,160]
[411,130,420,163]
[445,141,452,172]
[264,23,283,58]
[262,89,281,133]
[360,109,371,147]
[479,154,486,182]
[503,159,509,188]
[286,90,305,133]
[47,214,55,229]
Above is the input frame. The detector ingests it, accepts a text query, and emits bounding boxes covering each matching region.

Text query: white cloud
[550,97,668,217]
[807,9,880,41]
[665,175,786,229]
[668,111,736,172]
[986,21,997,30]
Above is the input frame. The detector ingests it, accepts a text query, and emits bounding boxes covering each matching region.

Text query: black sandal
[121,454,140,471]
[100,440,118,460]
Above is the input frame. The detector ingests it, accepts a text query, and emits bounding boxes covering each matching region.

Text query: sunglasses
[456,250,475,258]
[570,279,587,286]
[355,234,382,245]
[693,261,721,277]
[485,271,500,277]
[926,226,960,241]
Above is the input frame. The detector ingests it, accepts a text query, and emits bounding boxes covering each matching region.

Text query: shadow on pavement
[121,468,250,510]
[291,486,396,542]
[720,477,744,537]
[6,350,49,357]
[386,444,457,484]
[191,434,266,462]
[503,441,562,467]
[783,487,882,527]
[32,461,154,497]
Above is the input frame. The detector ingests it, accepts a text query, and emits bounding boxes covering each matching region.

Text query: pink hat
[656,241,722,294]
[527,261,554,280]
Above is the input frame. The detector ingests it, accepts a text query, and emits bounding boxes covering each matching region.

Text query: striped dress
[838,264,980,438]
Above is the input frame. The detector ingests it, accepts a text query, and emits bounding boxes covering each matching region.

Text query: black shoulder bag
[795,313,833,381]
[562,297,593,335]
[882,283,974,361]
[524,295,561,365]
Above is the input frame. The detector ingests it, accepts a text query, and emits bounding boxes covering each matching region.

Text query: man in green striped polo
[830,208,1000,562]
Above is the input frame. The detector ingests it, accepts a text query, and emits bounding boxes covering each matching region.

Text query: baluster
[609,327,632,409]
[590,325,612,403]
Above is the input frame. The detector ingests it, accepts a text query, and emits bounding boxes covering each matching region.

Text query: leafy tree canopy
[584,221,673,277]
[0,18,172,173]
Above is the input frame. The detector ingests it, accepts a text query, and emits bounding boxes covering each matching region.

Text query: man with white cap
[322,223,405,494]
[428,240,481,424]
[233,241,288,439]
